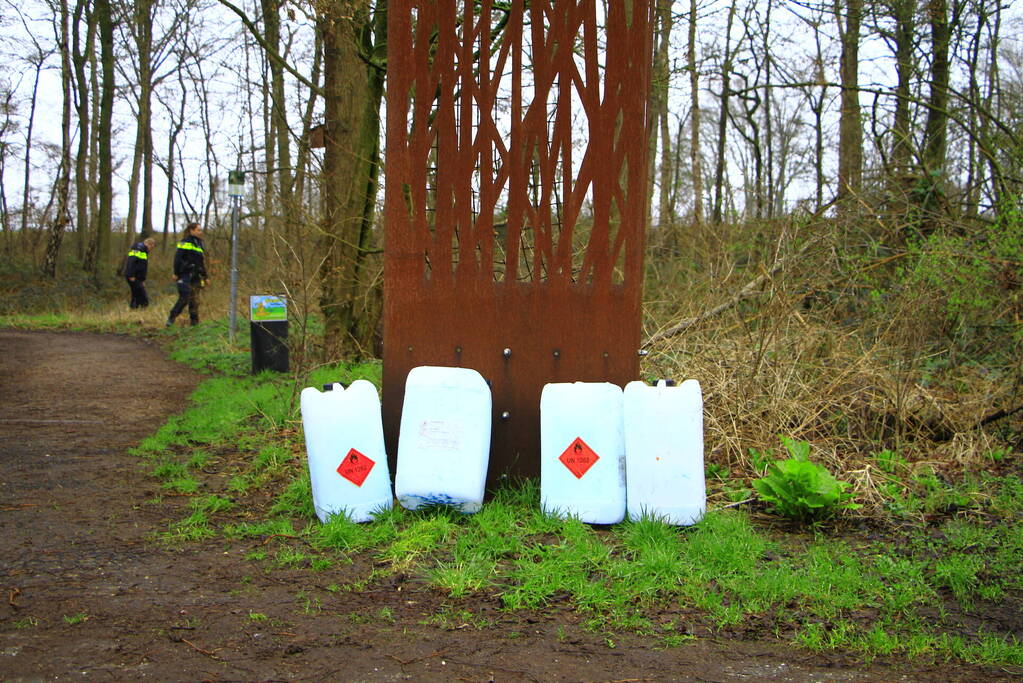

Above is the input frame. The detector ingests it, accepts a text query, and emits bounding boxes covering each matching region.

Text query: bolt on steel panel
[384,0,653,488]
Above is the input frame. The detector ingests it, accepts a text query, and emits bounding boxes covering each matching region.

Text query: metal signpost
[227,169,245,344]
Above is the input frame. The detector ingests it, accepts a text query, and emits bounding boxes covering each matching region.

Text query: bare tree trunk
[963,0,986,217]
[835,0,863,208]
[712,0,738,225]
[922,0,950,179]
[72,0,94,262]
[123,0,156,249]
[89,0,115,275]
[140,18,156,241]
[735,71,763,219]
[43,0,74,277]
[1,84,15,248]
[292,32,322,202]
[260,30,275,247]
[687,0,703,227]
[761,0,774,217]
[159,59,188,247]
[649,0,673,241]
[915,0,951,235]
[260,0,305,299]
[190,56,222,228]
[124,121,145,242]
[241,25,262,240]
[811,16,826,211]
[981,0,1002,208]
[888,0,915,207]
[82,31,102,270]
[21,52,47,235]
[262,0,294,206]
[318,0,385,360]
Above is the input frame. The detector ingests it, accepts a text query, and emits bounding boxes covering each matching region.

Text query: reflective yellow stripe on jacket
[127,250,148,260]
[176,241,204,253]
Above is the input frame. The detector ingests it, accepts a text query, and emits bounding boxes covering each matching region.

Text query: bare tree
[648,0,674,241]
[154,45,189,247]
[687,0,704,226]
[220,0,383,358]
[923,0,951,165]
[0,82,16,245]
[760,0,775,217]
[978,0,1003,208]
[835,0,863,208]
[711,0,740,224]
[71,0,95,261]
[116,0,194,251]
[6,3,56,236]
[869,0,917,218]
[85,0,116,275]
[42,0,73,276]
[317,0,386,359]
[962,0,988,216]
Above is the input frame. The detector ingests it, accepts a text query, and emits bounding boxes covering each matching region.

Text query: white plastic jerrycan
[624,379,705,525]
[299,380,394,523]
[395,366,492,513]
[540,382,626,524]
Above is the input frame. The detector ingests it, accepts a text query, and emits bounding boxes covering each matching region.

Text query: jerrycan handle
[654,379,676,388]
[322,382,349,392]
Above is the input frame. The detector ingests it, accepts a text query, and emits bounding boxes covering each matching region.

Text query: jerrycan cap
[322,382,348,392]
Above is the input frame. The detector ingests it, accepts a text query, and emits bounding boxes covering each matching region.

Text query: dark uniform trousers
[169,277,202,325]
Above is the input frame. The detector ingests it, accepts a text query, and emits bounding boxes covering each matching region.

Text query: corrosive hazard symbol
[337,448,375,487]
[559,437,600,479]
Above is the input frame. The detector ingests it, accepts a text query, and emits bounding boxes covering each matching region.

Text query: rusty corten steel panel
[383,0,653,488]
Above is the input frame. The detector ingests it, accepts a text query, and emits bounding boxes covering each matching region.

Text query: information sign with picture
[250,295,287,322]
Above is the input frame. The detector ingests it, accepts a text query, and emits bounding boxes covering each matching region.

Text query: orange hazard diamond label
[337,448,375,487]
[559,437,600,479]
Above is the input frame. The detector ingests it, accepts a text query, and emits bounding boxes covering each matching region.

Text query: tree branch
[216,0,324,98]
[642,235,822,348]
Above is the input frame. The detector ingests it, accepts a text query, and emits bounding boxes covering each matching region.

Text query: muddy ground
[0,329,1017,682]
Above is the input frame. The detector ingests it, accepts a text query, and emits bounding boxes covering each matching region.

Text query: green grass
[135,357,1023,669]
[7,308,1022,670]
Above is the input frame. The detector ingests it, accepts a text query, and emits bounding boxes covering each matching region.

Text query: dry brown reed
[641,215,1019,494]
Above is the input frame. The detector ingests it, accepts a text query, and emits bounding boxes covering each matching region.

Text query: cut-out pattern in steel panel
[384,0,653,487]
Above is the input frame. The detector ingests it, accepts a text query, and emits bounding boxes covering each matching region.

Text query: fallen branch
[925,401,1023,443]
[181,638,222,660]
[715,498,756,511]
[643,237,821,348]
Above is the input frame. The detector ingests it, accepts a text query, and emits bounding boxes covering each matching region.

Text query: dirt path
[0,330,1014,682]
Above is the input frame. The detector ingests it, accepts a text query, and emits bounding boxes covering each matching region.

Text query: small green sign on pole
[228,170,246,197]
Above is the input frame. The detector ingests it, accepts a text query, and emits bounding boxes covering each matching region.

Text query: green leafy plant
[747,447,773,475]
[752,437,859,522]
[705,462,730,482]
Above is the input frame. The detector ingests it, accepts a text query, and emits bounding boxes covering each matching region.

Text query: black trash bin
[251,319,289,373]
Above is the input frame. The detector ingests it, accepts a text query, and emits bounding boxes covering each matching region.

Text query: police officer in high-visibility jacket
[124,237,156,309]
[166,222,208,327]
